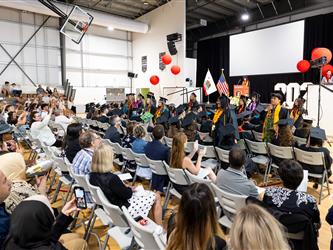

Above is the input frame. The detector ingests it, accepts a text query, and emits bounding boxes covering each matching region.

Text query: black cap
[251,92,261,99]
[217,94,229,108]
[198,111,208,118]
[278,119,294,126]
[303,119,313,125]
[182,113,197,127]
[219,123,235,137]
[191,92,197,97]
[271,91,284,102]
[159,97,168,103]
[168,116,179,125]
[310,127,326,140]
[126,94,130,97]
[237,111,252,120]
[255,103,265,113]
[148,91,154,96]
[157,113,169,124]
[138,93,144,99]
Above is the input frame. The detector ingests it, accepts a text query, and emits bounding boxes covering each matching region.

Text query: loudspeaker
[167,41,177,55]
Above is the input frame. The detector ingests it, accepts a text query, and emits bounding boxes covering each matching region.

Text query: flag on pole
[216,69,229,96]
[203,69,217,96]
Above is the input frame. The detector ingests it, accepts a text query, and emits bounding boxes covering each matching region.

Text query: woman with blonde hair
[170,132,216,194]
[167,183,225,250]
[229,204,290,250]
[89,143,163,225]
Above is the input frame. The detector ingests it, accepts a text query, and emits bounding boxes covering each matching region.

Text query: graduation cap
[237,111,252,120]
[198,111,208,118]
[0,121,12,134]
[182,113,197,127]
[176,105,185,115]
[278,119,294,127]
[126,93,131,97]
[191,92,197,97]
[138,93,144,99]
[310,127,326,140]
[157,113,169,124]
[168,116,179,125]
[219,123,235,137]
[303,119,313,125]
[251,92,261,99]
[255,103,265,113]
[159,97,168,104]
[271,90,285,103]
[217,94,230,108]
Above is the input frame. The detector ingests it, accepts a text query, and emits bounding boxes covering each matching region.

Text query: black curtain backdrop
[196,12,333,103]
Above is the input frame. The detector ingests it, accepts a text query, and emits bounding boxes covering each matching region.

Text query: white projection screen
[230,21,304,76]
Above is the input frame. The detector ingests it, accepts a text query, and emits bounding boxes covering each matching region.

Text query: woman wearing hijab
[3,195,87,250]
[0,152,46,213]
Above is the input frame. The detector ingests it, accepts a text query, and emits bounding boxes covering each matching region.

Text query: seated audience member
[170,132,216,194]
[228,204,290,250]
[54,109,72,132]
[72,131,101,175]
[64,123,82,163]
[167,116,181,138]
[3,195,87,249]
[104,115,122,144]
[294,119,312,138]
[217,123,236,150]
[0,152,47,213]
[183,115,200,142]
[263,160,320,233]
[98,106,109,123]
[216,146,259,198]
[46,86,52,95]
[36,84,45,95]
[107,103,123,117]
[3,105,15,123]
[198,111,213,133]
[30,106,61,147]
[272,119,295,147]
[145,125,170,193]
[0,170,11,246]
[326,205,333,250]
[167,183,225,250]
[121,121,136,170]
[40,103,49,119]
[7,111,28,134]
[132,125,151,179]
[299,127,332,188]
[89,144,162,225]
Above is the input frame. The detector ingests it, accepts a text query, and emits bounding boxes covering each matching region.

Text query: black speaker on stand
[128,72,138,93]
[166,33,182,55]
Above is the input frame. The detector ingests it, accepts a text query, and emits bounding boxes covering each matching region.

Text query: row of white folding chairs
[251,129,307,146]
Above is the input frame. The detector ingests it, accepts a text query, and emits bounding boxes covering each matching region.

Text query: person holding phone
[170,132,216,194]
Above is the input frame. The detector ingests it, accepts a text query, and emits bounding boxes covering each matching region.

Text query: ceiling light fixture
[143,2,149,5]
[241,13,250,21]
[107,26,114,31]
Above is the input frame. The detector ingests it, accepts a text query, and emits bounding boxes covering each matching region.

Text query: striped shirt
[72,148,94,175]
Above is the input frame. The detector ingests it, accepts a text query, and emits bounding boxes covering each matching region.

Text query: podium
[306,84,333,136]
[233,85,249,97]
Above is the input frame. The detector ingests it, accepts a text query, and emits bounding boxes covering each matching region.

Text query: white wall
[0,7,61,87]
[132,0,186,102]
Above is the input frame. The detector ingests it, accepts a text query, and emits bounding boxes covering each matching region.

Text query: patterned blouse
[263,186,320,231]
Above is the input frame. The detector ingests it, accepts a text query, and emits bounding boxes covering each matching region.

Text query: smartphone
[74,187,87,209]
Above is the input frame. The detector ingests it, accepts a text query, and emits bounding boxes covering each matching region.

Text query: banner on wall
[141,56,147,72]
[159,52,166,71]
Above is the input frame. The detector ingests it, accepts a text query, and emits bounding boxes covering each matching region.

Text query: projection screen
[230,20,304,76]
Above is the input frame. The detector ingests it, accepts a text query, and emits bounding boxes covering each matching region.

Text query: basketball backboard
[60,5,93,44]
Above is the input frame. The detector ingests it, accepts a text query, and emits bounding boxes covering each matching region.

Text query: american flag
[216,70,229,96]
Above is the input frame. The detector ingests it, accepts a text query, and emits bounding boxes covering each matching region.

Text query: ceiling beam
[205,3,235,15]
[187,11,217,22]
[193,6,227,18]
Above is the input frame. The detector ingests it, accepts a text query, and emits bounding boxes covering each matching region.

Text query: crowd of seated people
[1,80,333,250]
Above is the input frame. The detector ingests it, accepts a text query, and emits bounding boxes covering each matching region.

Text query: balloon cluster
[149,54,181,85]
[296,48,332,74]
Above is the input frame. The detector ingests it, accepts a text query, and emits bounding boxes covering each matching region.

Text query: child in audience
[167,183,225,250]
[228,204,290,250]
[89,143,162,225]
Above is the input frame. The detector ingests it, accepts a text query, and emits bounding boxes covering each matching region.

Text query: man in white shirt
[30,107,58,146]
[42,94,50,104]
[40,104,49,119]
[54,109,72,132]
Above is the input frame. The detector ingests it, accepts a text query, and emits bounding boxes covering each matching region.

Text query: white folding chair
[294,136,307,146]
[215,147,230,165]
[163,161,190,211]
[122,206,165,250]
[200,145,219,170]
[103,139,124,167]
[131,150,152,184]
[185,141,195,153]
[122,147,136,173]
[199,132,213,143]
[163,136,173,148]
[252,130,263,142]
[97,189,133,250]
[184,169,212,185]
[294,147,330,204]
[147,157,169,193]
[266,143,294,183]
[245,139,270,179]
[211,183,247,229]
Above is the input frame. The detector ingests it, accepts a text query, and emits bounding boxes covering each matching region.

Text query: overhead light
[241,13,250,21]
[107,26,114,31]
[143,2,149,5]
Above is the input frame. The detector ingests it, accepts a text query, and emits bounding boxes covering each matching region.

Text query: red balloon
[171,65,181,75]
[150,75,159,85]
[311,48,332,64]
[296,60,310,73]
[162,54,172,65]
[322,64,333,76]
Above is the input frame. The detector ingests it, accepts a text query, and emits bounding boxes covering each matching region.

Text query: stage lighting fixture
[241,13,250,21]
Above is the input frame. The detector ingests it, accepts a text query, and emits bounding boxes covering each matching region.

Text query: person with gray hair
[54,108,72,132]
